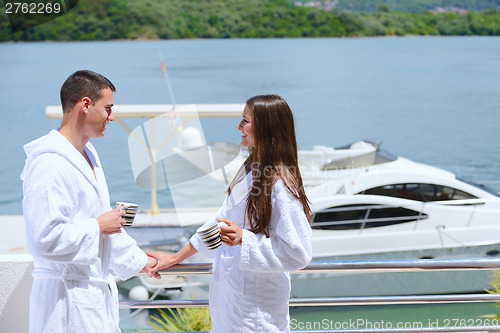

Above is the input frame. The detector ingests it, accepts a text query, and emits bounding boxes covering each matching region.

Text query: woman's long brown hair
[228,94,311,237]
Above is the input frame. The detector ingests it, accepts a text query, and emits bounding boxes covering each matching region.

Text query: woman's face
[237,105,254,147]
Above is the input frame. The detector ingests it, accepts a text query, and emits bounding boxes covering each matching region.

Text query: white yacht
[292,140,500,297]
[303,140,499,258]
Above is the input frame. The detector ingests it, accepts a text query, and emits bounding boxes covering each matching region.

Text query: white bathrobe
[20,130,148,333]
[191,171,312,333]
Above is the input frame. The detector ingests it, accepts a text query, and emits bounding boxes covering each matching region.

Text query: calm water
[1,37,500,215]
[2,37,500,331]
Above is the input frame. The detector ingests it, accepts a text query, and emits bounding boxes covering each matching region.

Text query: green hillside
[293,0,500,13]
[1,0,500,41]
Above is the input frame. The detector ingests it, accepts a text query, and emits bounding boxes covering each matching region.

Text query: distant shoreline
[2,34,499,45]
[2,1,499,43]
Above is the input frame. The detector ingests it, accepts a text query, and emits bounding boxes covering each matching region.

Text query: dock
[0,208,213,255]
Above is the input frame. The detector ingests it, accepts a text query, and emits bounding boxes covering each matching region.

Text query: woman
[147,94,312,333]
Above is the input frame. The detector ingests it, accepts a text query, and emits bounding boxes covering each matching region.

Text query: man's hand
[142,255,161,279]
[97,206,125,235]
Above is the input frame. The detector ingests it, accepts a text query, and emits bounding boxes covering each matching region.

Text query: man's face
[84,87,114,138]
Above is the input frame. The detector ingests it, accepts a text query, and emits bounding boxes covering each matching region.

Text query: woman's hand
[218,218,242,246]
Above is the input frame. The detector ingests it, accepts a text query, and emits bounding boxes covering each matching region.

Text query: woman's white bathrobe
[190,171,312,333]
[20,130,148,333]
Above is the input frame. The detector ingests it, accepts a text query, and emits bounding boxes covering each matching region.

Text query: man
[20,70,159,333]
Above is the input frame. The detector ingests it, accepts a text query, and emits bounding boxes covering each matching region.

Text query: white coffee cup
[116,202,138,227]
[196,219,226,250]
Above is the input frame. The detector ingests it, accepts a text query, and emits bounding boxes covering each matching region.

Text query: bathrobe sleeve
[190,233,218,259]
[23,154,100,264]
[109,231,148,280]
[239,180,312,273]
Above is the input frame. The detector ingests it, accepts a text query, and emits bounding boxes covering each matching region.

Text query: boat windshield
[360,183,478,202]
[373,149,398,165]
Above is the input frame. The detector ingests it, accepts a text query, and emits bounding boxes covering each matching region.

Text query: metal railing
[120,258,500,332]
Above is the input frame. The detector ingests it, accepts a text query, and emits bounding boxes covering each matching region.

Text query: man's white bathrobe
[191,171,312,333]
[20,130,148,333]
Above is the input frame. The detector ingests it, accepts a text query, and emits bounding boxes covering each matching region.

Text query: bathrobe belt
[32,267,120,330]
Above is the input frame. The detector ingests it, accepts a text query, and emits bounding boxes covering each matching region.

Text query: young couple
[22,70,312,333]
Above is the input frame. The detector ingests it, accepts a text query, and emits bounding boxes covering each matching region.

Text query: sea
[1,36,500,331]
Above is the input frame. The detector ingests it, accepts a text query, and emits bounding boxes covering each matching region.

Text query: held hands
[97,206,125,235]
[141,255,161,279]
[145,242,199,278]
[145,251,179,278]
[218,218,242,246]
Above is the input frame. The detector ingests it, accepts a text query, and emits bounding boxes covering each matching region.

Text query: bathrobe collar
[21,129,101,192]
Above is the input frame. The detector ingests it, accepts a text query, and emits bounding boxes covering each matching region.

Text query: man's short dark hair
[60,70,116,113]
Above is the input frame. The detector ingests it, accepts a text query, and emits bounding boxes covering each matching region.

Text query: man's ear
[80,97,91,113]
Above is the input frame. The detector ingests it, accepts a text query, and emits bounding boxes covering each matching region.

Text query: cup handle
[217,221,227,228]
